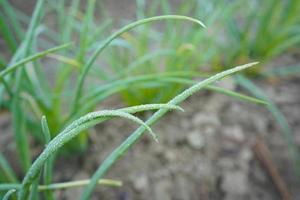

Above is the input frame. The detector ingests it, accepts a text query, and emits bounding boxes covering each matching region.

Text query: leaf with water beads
[18,103,182,199]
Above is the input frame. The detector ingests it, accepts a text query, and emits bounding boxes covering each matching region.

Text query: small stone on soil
[187,130,205,150]
[132,174,149,192]
[223,125,245,142]
[222,170,248,199]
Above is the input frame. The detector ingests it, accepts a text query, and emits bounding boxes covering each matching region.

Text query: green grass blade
[0,43,71,80]
[54,0,79,58]
[41,116,51,144]
[0,178,121,191]
[11,95,31,173]
[18,104,181,199]
[209,85,268,105]
[52,0,84,118]
[80,62,258,200]
[76,73,266,117]
[0,55,6,68]
[11,0,46,176]
[0,153,18,183]
[38,179,122,190]
[136,0,146,19]
[41,116,54,200]
[29,175,40,200]
[71,15,205,113]
[77,0,96,64]
[88,20,113,47]
[156,77,268,105]
[0,12,17,53]
[66,111,156,139]
[3,189,16,200]
[117,49,176,76]
[0,184,19,191]
[0,0,24,41]
[83,71,209,102]
[118,104,183,113]
[266,35,300,58]
[21,0,45,55]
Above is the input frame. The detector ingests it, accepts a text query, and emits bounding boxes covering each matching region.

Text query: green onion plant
[1,0,299,199]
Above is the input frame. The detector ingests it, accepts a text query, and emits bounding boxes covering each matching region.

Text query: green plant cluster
[0,0,299,199]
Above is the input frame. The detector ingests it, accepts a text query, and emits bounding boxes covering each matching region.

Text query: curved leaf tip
[3,189,16,200]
